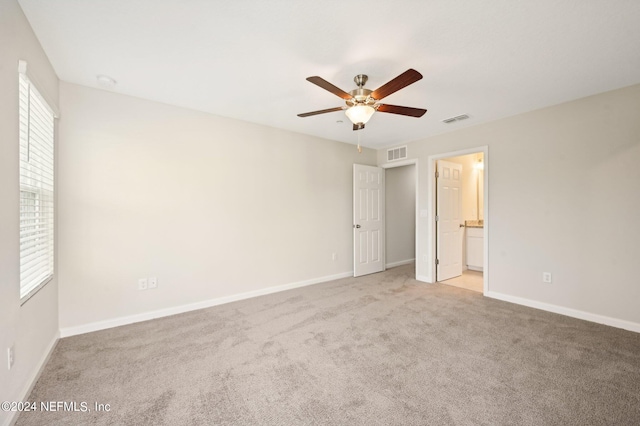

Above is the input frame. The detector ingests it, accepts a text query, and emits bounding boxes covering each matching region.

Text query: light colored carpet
[17,264,640,425]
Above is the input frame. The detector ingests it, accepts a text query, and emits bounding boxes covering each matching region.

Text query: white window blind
[19,71,55,300]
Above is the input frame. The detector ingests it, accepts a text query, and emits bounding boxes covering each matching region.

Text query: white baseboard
[385,258,415,268]
[485,291,640,334]
[60,271,354,338]
[6,332,59,426]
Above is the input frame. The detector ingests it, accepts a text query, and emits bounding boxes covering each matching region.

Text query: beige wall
[385,164,415,265]
[0,1,60,424]
[57,82,377,331]
[378,83,640,328]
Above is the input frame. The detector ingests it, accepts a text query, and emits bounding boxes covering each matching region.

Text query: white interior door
[353,164,385,277]
[437,160,463,281]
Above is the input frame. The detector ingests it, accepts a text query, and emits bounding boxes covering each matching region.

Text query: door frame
[427,146,489,294]
[381,158,419,279]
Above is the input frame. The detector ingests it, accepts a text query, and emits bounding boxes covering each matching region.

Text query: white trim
[385,258,415,268]
[381,158,416,169]
[485,291,640,334]
[5,333,59,426]
[482,150,489,294]
[416,274,432,283]
[17,60,59,118]
[60,271,353,338]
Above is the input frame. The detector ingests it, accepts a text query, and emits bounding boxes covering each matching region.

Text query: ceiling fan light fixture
[345,105,375,125]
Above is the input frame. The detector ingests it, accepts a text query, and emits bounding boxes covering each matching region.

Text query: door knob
[354,224,361,228]
[459,224,465,228]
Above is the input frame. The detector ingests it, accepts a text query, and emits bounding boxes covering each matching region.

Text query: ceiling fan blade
[376,104,427,117]
[353,123,365,131]
[297,106,344,117]
[306,76,352,100]
[371,69,423,100]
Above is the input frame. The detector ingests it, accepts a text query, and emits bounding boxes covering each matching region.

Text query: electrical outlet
[148,277,157,289]
[332,253,337,261]
[138,278,148,290]
[542,272,552,283]
[8,346,14,370]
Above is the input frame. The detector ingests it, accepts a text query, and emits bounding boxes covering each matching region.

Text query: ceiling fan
[297,69,427,130]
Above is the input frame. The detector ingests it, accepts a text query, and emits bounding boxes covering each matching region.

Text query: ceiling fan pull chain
[357,130,362,153]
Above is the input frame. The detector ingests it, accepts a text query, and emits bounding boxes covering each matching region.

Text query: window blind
[19,72,55,300]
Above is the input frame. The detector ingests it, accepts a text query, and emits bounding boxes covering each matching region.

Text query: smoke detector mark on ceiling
[441,114,469,124]
[97,75,117,89]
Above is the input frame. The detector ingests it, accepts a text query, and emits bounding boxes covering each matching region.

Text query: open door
[436,160,463,281]
[353,164,385,277]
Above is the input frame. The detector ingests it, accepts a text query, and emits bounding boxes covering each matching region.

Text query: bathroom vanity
[465,220,483,271]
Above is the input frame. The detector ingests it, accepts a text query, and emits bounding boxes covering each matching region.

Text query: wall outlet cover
[138,278,148,290]
[148,277,157,289]
[542,272,552,283]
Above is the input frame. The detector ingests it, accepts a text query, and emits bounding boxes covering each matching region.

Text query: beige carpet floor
[17,264,640,425]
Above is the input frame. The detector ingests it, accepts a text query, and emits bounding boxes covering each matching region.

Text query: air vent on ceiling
[387,146,407,162]
[441,114,470,124]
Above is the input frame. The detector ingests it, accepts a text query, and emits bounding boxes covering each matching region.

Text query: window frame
[18,60,58,304]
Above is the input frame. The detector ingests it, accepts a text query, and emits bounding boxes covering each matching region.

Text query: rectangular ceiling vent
[387,146,407,162]
[442,114,470,124]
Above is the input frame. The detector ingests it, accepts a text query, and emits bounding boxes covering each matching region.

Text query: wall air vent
[387,146,407,162]
[441,114,470,124]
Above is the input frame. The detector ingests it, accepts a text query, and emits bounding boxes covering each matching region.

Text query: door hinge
[435,171,439,178]
[436,259,440,265]
[435,215,439,221]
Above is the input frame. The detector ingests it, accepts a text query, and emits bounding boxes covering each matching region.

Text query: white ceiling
[18,0,640,149]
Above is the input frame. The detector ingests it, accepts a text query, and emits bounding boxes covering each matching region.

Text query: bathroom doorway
[429,147,487,294]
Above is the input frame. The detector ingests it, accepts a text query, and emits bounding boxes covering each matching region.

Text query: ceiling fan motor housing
[347,88,376,107]
[347,74,377,107]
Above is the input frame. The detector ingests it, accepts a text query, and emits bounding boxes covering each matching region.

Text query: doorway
[382,159,418,278]
[429,147,488,294]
